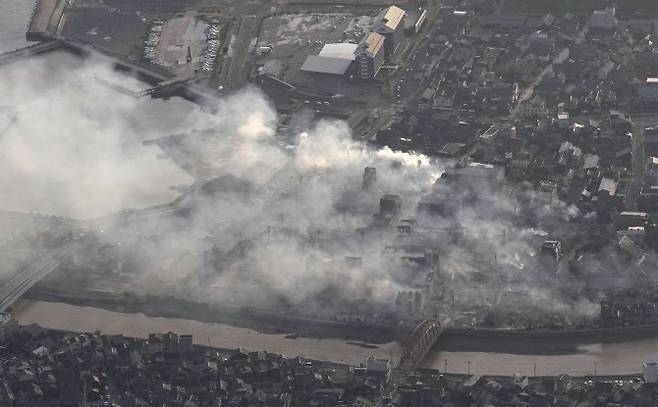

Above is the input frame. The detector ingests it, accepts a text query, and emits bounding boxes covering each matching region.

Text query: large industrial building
[300,42,359,76]
[355,32,385,80]
[374,5,406,58]
[296,5,406,80]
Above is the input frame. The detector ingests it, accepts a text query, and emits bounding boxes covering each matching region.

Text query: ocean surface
[0,0,34,54]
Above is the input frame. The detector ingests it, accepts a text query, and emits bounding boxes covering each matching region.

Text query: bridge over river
[0,240,86,313]
[398,319,443,369]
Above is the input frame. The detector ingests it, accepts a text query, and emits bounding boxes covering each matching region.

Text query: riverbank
[29,284,658,355]
[28,285,658,356]
[14,300,401,366]
[25,287,398,343]
[436,325,658,355]
[424,327,658,376]
[16,299,658,377]
[424,338,658,377]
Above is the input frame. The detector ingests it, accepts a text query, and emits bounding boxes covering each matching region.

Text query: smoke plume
[3,51,647,328]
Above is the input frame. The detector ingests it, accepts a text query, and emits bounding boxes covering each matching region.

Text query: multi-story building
[0,313,17,342]
[355,32,385,80]
[591,7,617,30]
[374,5,406,58]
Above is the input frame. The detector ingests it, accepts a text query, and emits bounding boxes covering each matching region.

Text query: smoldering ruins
[3,50,657,334]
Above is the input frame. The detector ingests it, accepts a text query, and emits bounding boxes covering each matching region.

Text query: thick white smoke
[0,52,203,219]
[1,52,622,326]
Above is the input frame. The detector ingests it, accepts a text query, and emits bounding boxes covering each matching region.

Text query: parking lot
[153,12,224,79]
[60,8,148,57]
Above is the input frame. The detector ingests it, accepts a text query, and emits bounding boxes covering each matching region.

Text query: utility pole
[444,359,448,373]
[466,360,471,375]
[594,362,598,376]
[533,363,537,377]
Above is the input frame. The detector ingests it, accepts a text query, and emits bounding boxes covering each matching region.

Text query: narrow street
[624,123,646,211]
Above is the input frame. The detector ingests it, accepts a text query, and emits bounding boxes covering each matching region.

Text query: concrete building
[374,6,406,58]
[481,14,527,29]
[365,357,391,383]
[450,162,506,183]
[558,112,570,129]
[300,43,358,76]
[624,18,657,34]
[591,7,617,30]
[355,32,385,80]
[540,240,563,272]
[0,313,17,342]
[318,43,358,60]
[363,166,377,190]
[380,194,402,217]
[518,97,549,117]
[412,9,427,34]
[178,334,193,353]
[644,362,658,383]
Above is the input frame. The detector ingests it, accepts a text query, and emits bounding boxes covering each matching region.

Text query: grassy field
[503,0,658,15]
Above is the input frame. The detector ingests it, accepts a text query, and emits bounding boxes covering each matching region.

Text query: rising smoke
[1,51,636,327]
[0,52,201,219]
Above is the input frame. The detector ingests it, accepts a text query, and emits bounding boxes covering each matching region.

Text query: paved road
[624,124,646,211]
[223,13,259,88]
[0,240,85,312]
[511,47,570,118]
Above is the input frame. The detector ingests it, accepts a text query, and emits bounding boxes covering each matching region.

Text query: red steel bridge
[399,319,443,370]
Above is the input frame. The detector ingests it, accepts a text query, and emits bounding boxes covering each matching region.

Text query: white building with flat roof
[300,43,359,76]
[374,5,406,57]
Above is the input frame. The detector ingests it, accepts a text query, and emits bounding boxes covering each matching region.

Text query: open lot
[60,8,148,56]
[155,12,219,78]
[257,12,376,55]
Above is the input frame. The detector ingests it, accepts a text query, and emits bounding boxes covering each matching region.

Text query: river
[424,340,658,377]
[15,300,401,366]
[0,0,34,54]
[15,300,658,376]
